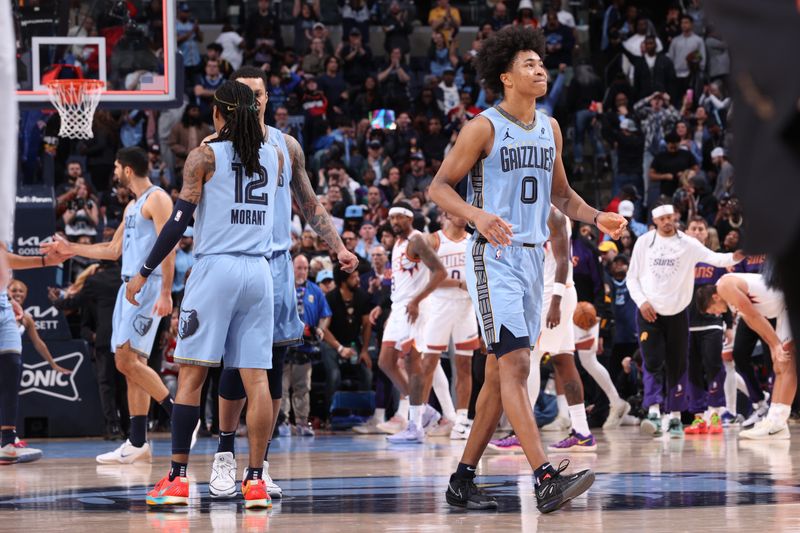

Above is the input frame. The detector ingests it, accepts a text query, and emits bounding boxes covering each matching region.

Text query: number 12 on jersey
[232,163,269,205]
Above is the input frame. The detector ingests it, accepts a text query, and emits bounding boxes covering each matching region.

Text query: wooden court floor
[2,425,800,532]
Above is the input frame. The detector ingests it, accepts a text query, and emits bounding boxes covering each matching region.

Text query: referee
[627,203,743,437]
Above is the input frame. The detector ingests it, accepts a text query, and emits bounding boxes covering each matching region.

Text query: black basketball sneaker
[445,473,499,510]
[535,459,595,514]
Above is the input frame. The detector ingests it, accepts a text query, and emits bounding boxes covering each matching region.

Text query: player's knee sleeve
[267,346,287,400]
[490,326,530,358]
[219,367,246,401]
[0,353,21,426]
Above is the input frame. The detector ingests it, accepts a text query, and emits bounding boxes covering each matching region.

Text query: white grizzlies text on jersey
[467,107,554,246]
[391,230,430,307]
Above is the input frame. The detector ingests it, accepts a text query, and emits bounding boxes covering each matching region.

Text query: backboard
[14,0,180,109]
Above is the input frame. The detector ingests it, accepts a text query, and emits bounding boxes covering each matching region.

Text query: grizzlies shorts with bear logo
[0,303,22,355]
[175,254,274,369]
[111,275,162,357]
[466,238,544,354]
[270,250,304,347]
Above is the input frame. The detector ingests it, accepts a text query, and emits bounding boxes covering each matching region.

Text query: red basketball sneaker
[684,415,708,435]
[146,475,189,506]
[708,413,723,435]
[242,478,272,509]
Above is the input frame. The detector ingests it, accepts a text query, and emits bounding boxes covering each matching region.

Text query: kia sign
[14,185,71,341]
[20,351,84,402]
[16,340,104,437]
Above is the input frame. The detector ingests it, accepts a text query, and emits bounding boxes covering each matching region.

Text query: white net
[46,80,105,139]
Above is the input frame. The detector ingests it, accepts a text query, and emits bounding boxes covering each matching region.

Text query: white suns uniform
[537,213,578,354]
[424,230,480,356]
[383,230,430,353]
[574,322,601,353]
[722,273,791,343]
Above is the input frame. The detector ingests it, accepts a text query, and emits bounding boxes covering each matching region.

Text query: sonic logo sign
[19,352,83,402]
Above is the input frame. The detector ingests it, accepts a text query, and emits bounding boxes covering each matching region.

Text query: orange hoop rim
[46,79,106,92]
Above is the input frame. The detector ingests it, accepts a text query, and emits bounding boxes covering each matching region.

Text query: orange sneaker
[242,478,272,509]
[146,475,190,506]
[684,415,708,435]
[708,413,723,434]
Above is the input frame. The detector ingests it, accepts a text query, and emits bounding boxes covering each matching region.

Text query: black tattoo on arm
[180,144,214,204]
[285,134,345,252]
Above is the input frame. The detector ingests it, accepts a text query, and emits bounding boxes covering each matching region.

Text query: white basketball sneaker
[12,438,43,464]
[209,452,238,499]
[376,415,407,435]
[352,415,384,434]
[421,405,442,433]
[603,400,632,429]
[427,418,455,437]
[450,418,472,440]
[739,418,790,440]
[264,460,282,499]
[96,440,152,464]
[0,443,17,465]
[540,416,571,432]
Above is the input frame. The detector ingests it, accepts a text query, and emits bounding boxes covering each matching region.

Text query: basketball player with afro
[430,25,626,513]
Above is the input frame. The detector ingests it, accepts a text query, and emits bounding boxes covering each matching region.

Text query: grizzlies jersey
[542,211,574,289]
[266,126,292,255]
[467,107,555,246]
[193,140,279,257]
[121,186,163,278]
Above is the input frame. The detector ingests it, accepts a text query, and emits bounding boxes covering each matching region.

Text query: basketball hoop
[46,79,105,140]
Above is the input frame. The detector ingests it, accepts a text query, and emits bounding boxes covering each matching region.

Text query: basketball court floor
[2,426,800,532]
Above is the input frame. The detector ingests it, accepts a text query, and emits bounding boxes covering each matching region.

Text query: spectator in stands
[710,147,733,199]
[698,81,731,127]
[337,28,374,88]
[601,0,624,51]
[385,111,419,167]
[428,30,458,79]
[364,186,388,226]
[298,230,320,261]
[63,181,99,239]
[355,220,379,260]
[484,2,510,31]
[99,183,130,229]
[714,195,743,244]
[623,17,664,59]
[668,14,706,97]
[215,24,244,70]
[56,161,86,210]
[316,269,336,295]
[321,265,373,411]
[543,7,576,71]
[280,254,331,437]
[293,0,321,54]
[361,242,391,298]
[382,1,412,57]
[568,65,606,175]
[428,0,461,45]
[377,48,411,112]
[414,86,443,120]
[660,5,682,48]
[705,25,730,86]
[403,151,432,197]
[194,59,226,124]
[617,227,636,256]
[341,229,369,271]
[168,104,212,177]
[607,254,638,379]
[628,34,676,102]
[514,0,539,29]
[147,143,172,189]
[611,118,644,197]
[617,200,647,237]
[670,120,702,163]
[317,57,348,115]
[82,111,119,192]
[351,76,383,119]
[649,131,699,208]
[244,0,283,66]
[171,228,194,303]
[634,91,681,203]
[541,0,576,28]
[268,67,302,119]
[310,22,335,56]
[437,68,460,115]
[202,43,232,79]
[302,38,328,77]
[360,139,393,183]
[176,2,203,93]
[720,226,740,253]
[422,117,449,164]
[340,0,371,40]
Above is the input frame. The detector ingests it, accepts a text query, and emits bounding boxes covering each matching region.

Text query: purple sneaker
[487,433,522,453]
[547,431,597,452]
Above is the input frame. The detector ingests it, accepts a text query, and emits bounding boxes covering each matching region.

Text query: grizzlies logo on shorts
[179,309,199,339]
[133,315,154,336]
[111,275,162,357]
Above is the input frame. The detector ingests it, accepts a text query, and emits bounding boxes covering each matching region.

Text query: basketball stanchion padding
[46,79,105,139]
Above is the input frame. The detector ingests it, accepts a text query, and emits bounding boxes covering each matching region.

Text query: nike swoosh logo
[448,483,463,499]
[769,428,785,435]
[577,439,592,445]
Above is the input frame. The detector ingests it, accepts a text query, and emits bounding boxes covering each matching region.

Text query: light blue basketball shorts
[111,274,162,357]
[270,250,304,347]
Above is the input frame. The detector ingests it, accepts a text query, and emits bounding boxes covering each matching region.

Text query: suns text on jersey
[230,208,267,226]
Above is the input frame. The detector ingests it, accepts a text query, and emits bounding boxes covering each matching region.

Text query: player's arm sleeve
[140,199,196,277]
[626,238,648,308]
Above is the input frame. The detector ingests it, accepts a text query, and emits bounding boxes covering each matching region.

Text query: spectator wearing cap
[626,34,676,103]
[244,0,283,68]
[382,1,413,57]
[617,200,648,237]
[514,0,538,28]
[710,147,733,200]
[598,240,619,267]
[343,205,366,235]
[428,30,458,79]
[147,144,173,188]
[648,131,699,209]
[172,228,195,303]
[215,24,244,70]
[355,220,379,261]
[337,28,374,88]
[378,48,411,112]
[611,118,645,197]
[403,151,433,198]
[428,0,461,45]
[202,43,233,78]
[292,0,321,54]
[634,91,681,200]
[436,69,460,115]
[316,269,336,294]
[360,139,393,183]
[310,22,335,56]
[168,104,213,177]
[176,2,203,93]
[321,265,374,412]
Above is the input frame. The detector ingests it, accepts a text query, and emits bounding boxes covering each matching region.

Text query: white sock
[578,349,621,404]
[432,363,457,421]
[374,407,386,423]
[568,403,591,436]
[556,394,569,420]
[736,374,748,396]
[767,403,791,425]
[723,360,737,415]
[670,411,681,420]
[397,397,410,419]
[648,404,661,417]
[456,408,468,423]
[528,350,543,406]
[409,404,423,427]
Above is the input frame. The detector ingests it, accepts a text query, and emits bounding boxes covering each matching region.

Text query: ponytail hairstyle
[208,80,263,176]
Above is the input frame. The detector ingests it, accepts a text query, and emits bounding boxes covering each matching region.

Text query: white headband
[389,207,414,218]
[651,205,675,219]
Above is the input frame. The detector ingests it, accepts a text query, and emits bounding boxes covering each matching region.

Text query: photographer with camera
[62,180,99,239]
[279,254,332,437]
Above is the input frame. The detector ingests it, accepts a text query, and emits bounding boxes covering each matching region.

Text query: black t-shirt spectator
[340,42,374,87]
[651,150,697,197]
[325,286,371,347]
